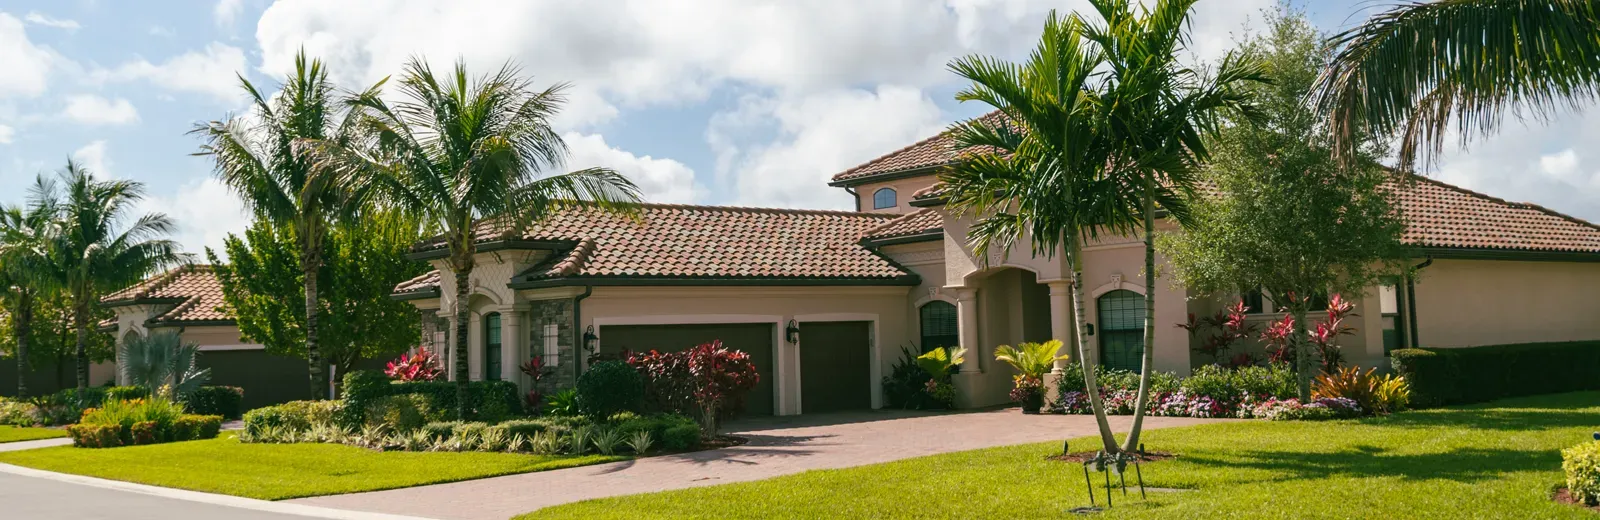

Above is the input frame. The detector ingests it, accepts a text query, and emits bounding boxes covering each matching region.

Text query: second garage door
[799,321,873,413]
[598,323,775,416]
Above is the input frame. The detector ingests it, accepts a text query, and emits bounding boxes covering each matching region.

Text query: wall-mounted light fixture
[785,320,800,344]
[582,325,598,352]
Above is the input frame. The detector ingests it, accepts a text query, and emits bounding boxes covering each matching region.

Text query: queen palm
[0,179,62,397]
[1314,0,1600,170]
[193,51,376,399]
[310,58,641,419]
[44,161,188,390]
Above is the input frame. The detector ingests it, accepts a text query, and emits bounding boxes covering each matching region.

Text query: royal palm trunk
[74,299,88,390]
[1294,307,1313,401]
[1070,240,1119,454]
[1124,178,1157,452]
[14,292,31,397]
[451,259,473,420]
[303,258,325,400]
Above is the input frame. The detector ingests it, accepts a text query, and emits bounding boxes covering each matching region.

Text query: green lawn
[0,433,624,500]
[523,392,1600,519]
[0,426,68,443]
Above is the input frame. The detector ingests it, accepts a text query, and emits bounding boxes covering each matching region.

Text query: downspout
[1405,258,1434,349]
[573,285,593,386]
[843,186,860,212]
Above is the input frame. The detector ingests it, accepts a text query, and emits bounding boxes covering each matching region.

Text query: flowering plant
[520,356,549,413]
[627,340,760,436]
[1008,375,1045,405]
[384,350,443,382]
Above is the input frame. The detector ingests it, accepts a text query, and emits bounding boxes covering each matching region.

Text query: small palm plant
[117,331,211,402]
[995,340,1069,414]
[913,347,966,409]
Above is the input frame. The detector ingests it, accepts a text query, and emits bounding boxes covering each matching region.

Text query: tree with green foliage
[42,161,188,390]
[304,58,642,419]
[208,212,429,382]
[1161,7,1411,401]
[1313,0,1600,171]
[0,180,61,397]
[193,51,381,399]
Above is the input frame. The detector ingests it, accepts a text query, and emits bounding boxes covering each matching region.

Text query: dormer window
[873,188,897,209]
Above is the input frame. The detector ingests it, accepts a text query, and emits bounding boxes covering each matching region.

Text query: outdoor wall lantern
[785,320,800,344]
[582,325,598,352]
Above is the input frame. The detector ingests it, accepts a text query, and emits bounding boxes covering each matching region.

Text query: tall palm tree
[307,58,641,419]
[44,161,189,390]
[0,178,62,397]
[1082,0,1264,452]
[941,10,1142,454]
[193,51,376,399]
[1313,0,1600,171]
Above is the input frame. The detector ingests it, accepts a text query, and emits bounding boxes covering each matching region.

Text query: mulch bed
[1048,450,1177,464]
[1553,488,1600,512]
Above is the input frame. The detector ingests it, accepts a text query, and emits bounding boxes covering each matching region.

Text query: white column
[1047,280,1073,373]
[955,287,981,372]
[500,305,525,390]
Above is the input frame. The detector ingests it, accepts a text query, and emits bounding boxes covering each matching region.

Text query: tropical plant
[194,51,386,399]
[994,340,1069,380]
[591,428,623,455]
[521,355,549,413]
[1564,441,1600,506]
[576,360,645,418]
[913,346,965,382]
[546,388,580,417]
[0,184,61,398]
[1371,373,1411,414]
[624,341,761,435]
[42,161,189,390]
[626,430,654,454]
[1179,300,1259,364]
[302,58,642,419]
[1313,0,1600,171]
[385,349,444,382]
[942,0,1261,454]
[117,331,211,401]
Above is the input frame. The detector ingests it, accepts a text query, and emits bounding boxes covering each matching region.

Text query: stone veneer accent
[527,298,577,393]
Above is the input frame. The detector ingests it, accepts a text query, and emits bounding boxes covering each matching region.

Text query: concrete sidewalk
[290,409,1222,520]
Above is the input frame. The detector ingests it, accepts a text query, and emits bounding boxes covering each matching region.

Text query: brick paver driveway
[292,409,1223,520]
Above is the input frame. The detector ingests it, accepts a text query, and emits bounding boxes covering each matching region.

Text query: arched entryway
[1097,289,1145,372]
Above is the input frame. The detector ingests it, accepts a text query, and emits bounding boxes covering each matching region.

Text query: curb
[0,463,439,520]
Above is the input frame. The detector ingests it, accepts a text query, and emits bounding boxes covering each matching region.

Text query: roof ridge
[550,238,597,277]
[861,208,934,235]
[1405,175,1600,232]
[620,202,901,219]
[831,124,961,181]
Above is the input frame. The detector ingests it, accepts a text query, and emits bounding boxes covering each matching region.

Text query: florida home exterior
[104,120,1600,415]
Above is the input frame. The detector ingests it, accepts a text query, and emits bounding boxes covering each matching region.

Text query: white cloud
[136,177,251,257]
[214,0,245,27]
[92,43,248,103]
[1434,108,1600,222]
[711,85,945,209]
[61,95,140,126]
[0,124,13,144]
[0,13,56,98]
[24,11,79,31]
[563,132,700,204]
[72,140,112,177]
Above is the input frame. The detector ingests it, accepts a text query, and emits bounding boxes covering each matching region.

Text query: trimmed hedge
[241,400,344,437]
[186,386,244,419]
[65,414,222,448]
[340,370,521,426]
[1391,341,1600,407]
[576,361,644,418]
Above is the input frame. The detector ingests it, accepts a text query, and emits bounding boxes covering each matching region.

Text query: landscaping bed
[519,392,1600,519]
[0,432,620,500]
[0,425,67,443]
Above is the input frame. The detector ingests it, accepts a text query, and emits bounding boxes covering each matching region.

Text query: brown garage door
[598,323,775,416]
[799,321,873,413]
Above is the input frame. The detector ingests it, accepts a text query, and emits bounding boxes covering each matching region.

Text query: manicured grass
[0,426,68,443]
[523,392,1600,519]
[0,433,624,500]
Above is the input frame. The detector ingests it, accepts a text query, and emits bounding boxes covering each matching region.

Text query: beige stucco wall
[1076,232,1191,376]
[1412,259,1600,348]
[575,285,912,416]
[851,175,940,214]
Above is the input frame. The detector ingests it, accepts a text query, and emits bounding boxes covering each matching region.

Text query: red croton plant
[385,349,443,382]
[1260,293,1356,372]
[520,356,549,413]
[1179,300,1260,364]
[626,340,760,436]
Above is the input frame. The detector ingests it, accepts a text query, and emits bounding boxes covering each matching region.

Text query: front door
[1097,289,1145,373]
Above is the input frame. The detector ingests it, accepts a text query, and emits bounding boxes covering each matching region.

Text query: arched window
[919,301,958,353]
[873,188,897,209]
[483,312,502,381]
[1097,290,1145,372]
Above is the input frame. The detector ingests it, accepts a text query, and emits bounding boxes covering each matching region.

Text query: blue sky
[3,0,1598,256]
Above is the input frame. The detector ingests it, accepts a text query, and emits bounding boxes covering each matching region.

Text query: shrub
[1181,363,1295,408]
[173,414,223,441]
[364,394,436,433]
[1055,362,1184,398]
[185,386,244,419]
[65,423,122,448]
[340,369,521,424]
[1564,442,1600,506]
[577,361,645,418]
[241,400,342,439]
[625,341,760,435]
[1312,366,1379,412]
[130,421,160,445]
[546,389,580,417]
[1392,342,1600,407]
[881,346,940,410]
[105,386,151,403]
[661,422,700,451]
[0,398,37,426]
[1371,374,1411,414]
[80,397,185,433]
[420,421,460,441]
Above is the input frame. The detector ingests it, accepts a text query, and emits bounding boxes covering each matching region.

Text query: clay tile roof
[1395,176,1600,253]
[102,265,232,325]
[830,111,1005,184]
[861,208,943,242]
[393,270,442,296]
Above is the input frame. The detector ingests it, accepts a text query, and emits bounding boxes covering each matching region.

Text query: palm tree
[1313,0,1600,171]
[118,331,211,401]
[192,51,376,399]
[44,160,189,390]
[307,57,641,419]
[1082,0,1264,452]
[942,10,1147,454]
[0,178,61,397]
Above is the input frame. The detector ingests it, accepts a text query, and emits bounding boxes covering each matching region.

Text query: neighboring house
[100,123,1600,415]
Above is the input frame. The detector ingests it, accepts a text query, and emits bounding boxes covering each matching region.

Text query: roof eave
[827,165,947,188]
[100,296,188,309]
[1414,246,1600,263]
[145,319,238,329]
[390,288,443,301]
[508,275,923,290]
[406,239,580,261]
[860,231,944,248]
